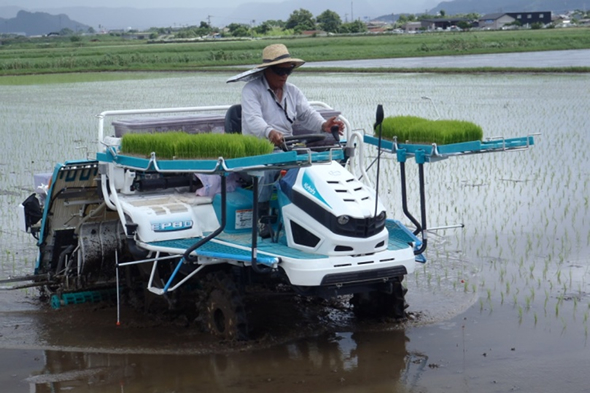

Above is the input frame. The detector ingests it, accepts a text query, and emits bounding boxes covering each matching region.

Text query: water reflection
[28,330,426,393]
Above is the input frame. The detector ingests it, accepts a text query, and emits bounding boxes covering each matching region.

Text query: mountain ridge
[429,0,586,15]
[0,10,90,35]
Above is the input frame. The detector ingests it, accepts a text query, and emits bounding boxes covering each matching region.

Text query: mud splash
[0,273,477,355]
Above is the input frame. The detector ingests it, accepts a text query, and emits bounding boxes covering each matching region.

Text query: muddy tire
[196,270,249,341]
[351,278,408,320]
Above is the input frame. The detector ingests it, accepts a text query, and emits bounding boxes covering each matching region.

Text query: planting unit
[7,102,535,340]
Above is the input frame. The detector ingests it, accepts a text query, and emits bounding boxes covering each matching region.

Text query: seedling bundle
[380,116,483,145]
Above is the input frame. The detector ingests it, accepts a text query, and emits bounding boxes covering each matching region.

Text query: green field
[0,28,588,76]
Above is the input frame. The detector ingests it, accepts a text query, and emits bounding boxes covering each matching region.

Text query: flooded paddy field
[0,72,589,392]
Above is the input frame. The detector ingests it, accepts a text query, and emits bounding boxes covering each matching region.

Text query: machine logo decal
[151,220,193,232]
[302,171,331,208]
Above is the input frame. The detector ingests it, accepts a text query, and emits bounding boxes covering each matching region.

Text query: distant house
[403,21,422,32]
[552,15,570,24]
[506,11,552,26]
[367,21,387,29]
[420,17,470,30]
[368,26,387,34]
[301,30,328,37]
[480,11,552,29]
[480,13,516,29]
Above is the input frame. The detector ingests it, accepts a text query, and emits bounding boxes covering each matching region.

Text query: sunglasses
[270,65,294,76]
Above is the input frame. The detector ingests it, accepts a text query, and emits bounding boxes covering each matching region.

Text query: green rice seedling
[555,297,563,317]
[380,115,428,141]
[380,116,483,145]
[529,263,536,279]
[120,132,176,158]
[241,135,277,156]
[177,133,243,159]
[411,119,484,145]
[120,132,274,159]
[543,262,549,279]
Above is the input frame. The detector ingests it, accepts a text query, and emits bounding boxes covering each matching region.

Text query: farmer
[236,43,344,237]
[240,43,343,145]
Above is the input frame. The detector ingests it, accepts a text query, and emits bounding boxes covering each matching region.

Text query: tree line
[172,8,368,39]
[166,8,590,39]
[160,8,486,39]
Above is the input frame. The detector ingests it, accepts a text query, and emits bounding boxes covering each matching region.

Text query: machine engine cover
[118,193,204,242]
[278,161,389,255]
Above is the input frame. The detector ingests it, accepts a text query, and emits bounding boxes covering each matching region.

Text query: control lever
[330,125,340,143]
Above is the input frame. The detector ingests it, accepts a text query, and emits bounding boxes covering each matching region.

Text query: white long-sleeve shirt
[241,74,325,139]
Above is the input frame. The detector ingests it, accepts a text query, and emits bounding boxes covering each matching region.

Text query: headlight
[376,211,386,221]
[337,215,350,225]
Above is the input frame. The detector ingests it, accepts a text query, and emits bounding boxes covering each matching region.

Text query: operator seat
[224,104,242,134]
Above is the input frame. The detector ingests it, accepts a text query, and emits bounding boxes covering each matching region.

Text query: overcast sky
[1,0,440,14]
[0,0,442,29]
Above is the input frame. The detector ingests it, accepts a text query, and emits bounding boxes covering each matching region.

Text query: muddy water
[0,275,476,392]
[1,72,589,392]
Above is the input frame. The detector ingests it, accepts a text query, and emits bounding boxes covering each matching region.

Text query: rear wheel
[196,270,249,341]
[351,278,408,320]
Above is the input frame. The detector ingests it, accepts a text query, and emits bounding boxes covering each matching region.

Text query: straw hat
[256,44,305,69]
[226,44,305,83]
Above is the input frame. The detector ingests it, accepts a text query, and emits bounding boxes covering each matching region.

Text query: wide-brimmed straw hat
[227,44,305,83]
[255,44,305,69]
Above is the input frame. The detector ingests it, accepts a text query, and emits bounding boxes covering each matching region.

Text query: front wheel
[196,270,249,341]
[351,278,408,320]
